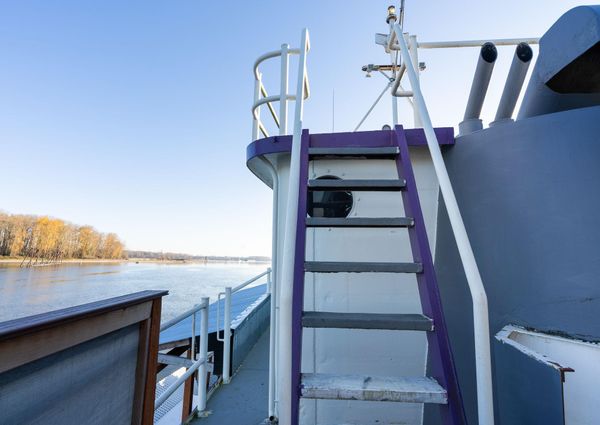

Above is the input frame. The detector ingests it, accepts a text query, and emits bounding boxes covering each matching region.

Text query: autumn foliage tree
[0,212,126,264]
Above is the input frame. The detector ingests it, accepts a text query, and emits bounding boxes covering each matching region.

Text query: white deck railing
[156,298,210,415]
[216,268,272,384]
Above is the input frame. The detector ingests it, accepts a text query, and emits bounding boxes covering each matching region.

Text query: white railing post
[268,268,277,419]
[155,300,210,413]
[199,297,209,413]
[408,34,422,127]
[392,23,495,425]
[191,307,196,361]
[278,28,309,425]
[280,44,290,136]
[253,74,262,141]
[223,286,232,384]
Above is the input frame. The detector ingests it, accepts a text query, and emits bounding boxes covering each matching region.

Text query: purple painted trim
[394,126,466,425]
[246,128,454,165]
[290,129,310,425]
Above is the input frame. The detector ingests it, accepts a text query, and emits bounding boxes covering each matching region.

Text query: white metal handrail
[252,40,311,141]
[277,27,310,425]
[216,268,272,384]
[155,296,210,416]
[389,21,495,424]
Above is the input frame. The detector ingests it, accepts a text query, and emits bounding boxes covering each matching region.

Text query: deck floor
[193,328,270,425]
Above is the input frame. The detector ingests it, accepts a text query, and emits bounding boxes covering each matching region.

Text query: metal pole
[268,269,277,419]
[253,75,262,141]
[155,357,206,409]
[492,42,533,124]
[198,297,209,413]
[459,42,498,135]
[191,308,196,361]
[278,28,309,425]
[280,44,290,135]
[393,23,495,425]
[409,34,422,127]
[223,286,232,384]
[257,158,280,421]
[355,80,393,131]
[392,91,399,126]
[417,37,539,49]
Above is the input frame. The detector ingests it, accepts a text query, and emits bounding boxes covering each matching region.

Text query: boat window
[307,175,353,218]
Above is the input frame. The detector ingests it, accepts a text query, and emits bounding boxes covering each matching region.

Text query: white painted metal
[278,28,310,425]
[498,325,600,425]
[268,267,277,419]
[155,297,210,415]
[377,34,540,50]
[460,44,497,135]
[392,23,495,425]
[391,64,406,96]
[252,43,310,142]
[199,296,209,413]
[217,268,272,388]
[257,156,281,420]
[301,373,447,404]
[223,286,232,384]
[492,44,533,124]
[392,91,399,126]
[160,302,208,332]
[417,37,540,49]
[155,357,207,409]
[355,80,394,131]
[252,75,263,140]
[191,307,196,360]
[232,269,271,293]
[409,35,422,127]
[280,44,290,136]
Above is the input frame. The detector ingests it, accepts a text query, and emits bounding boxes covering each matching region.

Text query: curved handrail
[252,43,310,141]
[254,48,301,79]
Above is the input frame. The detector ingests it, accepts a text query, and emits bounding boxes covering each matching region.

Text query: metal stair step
[300,373,448,404]
[306,217,414,228]
[302,312,433,331]
[308,179,406,191]
[309,147,399,159]
[305,261,423,273]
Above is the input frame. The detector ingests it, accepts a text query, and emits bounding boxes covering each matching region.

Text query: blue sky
[0,1,583,256]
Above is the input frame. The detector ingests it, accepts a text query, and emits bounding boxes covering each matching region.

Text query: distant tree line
[0,212,126,266]
[127,250,270,263]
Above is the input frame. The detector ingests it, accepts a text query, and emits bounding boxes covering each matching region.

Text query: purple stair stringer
[394,125,467,425]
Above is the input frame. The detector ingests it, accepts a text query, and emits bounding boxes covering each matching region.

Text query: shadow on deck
[193,328,270,425]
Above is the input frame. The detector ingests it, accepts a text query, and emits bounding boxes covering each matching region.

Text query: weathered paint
[300,373,447,404]
[435,105,600,424]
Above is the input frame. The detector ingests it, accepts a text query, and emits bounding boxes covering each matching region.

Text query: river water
[0,262,269,323]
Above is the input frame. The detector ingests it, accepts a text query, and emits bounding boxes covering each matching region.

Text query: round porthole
[307,175,353,218]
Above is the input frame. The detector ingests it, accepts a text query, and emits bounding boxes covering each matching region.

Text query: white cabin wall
[271,148,440,425]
